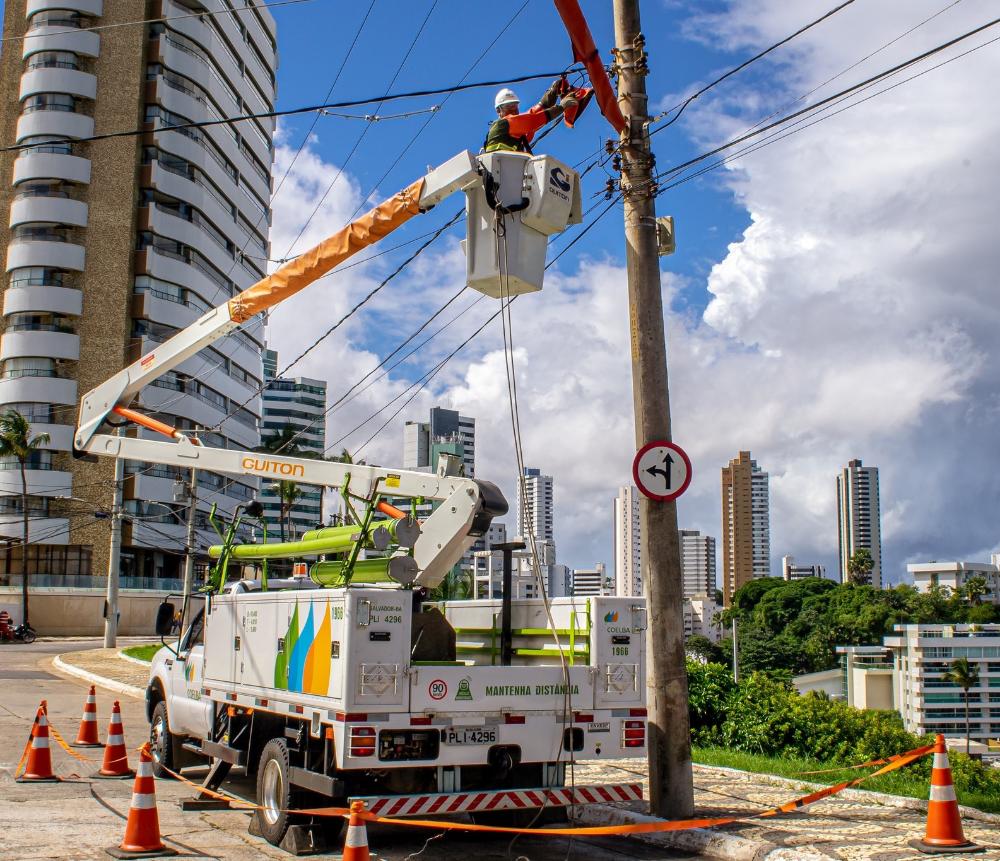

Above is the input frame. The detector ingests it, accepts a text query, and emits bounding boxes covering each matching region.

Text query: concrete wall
[0,588,166,635]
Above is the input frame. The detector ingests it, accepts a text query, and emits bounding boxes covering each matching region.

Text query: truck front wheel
[149,702,176,779]
[255,738,297,846]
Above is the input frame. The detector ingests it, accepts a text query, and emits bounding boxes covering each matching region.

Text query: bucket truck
[75,150,647,851]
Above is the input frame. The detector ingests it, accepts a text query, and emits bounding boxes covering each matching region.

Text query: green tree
[258,425,315,544]
[0,409,50,627]
[944,657,980,755]
[270,481,302,544]
[958,575,989,606]
[686,634,725,665]
[847,548,874,585]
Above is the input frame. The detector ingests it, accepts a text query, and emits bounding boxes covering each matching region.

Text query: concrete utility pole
[103,428,124,648]
[181,467,198,601]
[613,0,694,818]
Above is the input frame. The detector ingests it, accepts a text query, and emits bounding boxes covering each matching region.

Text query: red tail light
[504,714,525,724]
[349,726,376,757]
[623,719,645,748]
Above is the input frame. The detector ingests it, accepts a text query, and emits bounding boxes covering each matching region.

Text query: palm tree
[271,480,302,544]
[847,548,874,585]
[944,657,980,755]
[0,409,50,627]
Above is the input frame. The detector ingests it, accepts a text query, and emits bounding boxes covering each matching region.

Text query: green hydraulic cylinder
[207,532,359,561]
[303,517,420,549]
[310,555,419,587]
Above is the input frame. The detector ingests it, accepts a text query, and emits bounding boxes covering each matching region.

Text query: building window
[0,544,93,580]
[26,51,80,71]
[22,93,79,114]
[8,267,69,288]
[16,135,74,156]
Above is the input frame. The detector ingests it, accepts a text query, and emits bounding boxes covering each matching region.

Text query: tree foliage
[720,577,1000,676]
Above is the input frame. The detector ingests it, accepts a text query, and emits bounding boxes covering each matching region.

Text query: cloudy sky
[262,0,1000,585]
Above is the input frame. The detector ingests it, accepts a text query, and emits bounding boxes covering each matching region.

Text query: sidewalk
[56,647,1000,861]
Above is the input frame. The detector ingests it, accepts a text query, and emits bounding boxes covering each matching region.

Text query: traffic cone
[908,734,984,854]
[341,800,371,861]
[73,685,103,747]
[93,700,134,779]
[16,703,58,782]
[105,743,177,859]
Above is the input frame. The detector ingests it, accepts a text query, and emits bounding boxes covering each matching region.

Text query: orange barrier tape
[48,722,95,764]
[796,744,934,775]
[299,742,937,836]
[14,731,32,777]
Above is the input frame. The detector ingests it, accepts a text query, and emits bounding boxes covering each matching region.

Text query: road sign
[632,440,692,502]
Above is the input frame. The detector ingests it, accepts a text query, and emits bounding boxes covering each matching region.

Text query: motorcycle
[0,622,36,644]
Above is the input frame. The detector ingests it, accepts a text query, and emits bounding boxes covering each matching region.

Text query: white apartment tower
[614,485,641,597]
[836,458,883,588]
[260,349,326,542]
[0,0,277,583]
[517,467,553,543]
[680,529,716,599]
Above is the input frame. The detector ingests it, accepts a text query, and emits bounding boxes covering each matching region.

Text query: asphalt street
[0,639,696,861]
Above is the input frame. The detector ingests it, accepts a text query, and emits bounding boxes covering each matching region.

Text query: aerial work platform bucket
[463,151,582,298]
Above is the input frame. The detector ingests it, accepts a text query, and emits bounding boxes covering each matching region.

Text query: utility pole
[613,0,694,818]
[181,467,198,601]
[103,428,124,648]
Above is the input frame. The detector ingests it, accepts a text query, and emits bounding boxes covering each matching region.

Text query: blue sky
[261,0,1000,585]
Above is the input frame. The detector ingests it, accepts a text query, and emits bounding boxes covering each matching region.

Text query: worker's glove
[559,92,579,112]
[539,79,562,109]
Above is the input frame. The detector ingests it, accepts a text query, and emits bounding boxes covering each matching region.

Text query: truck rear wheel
[255,738,297,846]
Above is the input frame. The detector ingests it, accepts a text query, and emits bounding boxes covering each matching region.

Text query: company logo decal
[273,600,332,695]
[604,611,619,623]
[454,678,474,701]
[241,457,305,477]
[549,166,571,192]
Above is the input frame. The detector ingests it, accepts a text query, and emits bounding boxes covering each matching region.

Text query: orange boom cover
[228,179,425,323]
[552,0,626,134]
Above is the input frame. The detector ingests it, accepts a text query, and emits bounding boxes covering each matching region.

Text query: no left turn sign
[632,440,692,502]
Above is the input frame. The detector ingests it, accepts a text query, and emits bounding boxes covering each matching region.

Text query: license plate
[445,726,498,746]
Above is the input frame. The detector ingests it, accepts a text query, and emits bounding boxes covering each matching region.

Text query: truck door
[591,598,647,708]
[166,596,213,739]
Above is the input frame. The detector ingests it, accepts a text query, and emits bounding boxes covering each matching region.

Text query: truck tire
[149,701,177,779]
[255,738,297,846]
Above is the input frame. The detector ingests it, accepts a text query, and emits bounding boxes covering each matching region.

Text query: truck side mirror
[155,601,176,637]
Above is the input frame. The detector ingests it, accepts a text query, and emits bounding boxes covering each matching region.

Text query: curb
[694,763,1000,825]
[117,649,154,668]
[52,654,144,699]
[572,804,827,861]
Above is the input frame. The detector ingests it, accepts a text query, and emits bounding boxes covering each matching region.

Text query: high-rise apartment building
[0,0,277,583]
[836,459,882,588]
[720,451,770,606]
[260,349,326,542]
[679,529,716,599]
[572,562,610,597]
[517,467,553,543]
[613,485,641,597]
[403,407,475,477]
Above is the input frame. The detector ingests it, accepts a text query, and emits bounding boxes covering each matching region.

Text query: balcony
[134,247,230,308]
[27,0,102,15]
[3,284,82,317]
[0,467,73,497]
[13,151,90,185]
[0,373,76,405]
[9,195,87,228]
[19,68,97,101]
[16,109,94,141]
[1,329,80,362]
[6,238,85,272]
[0,515,70,545]
[21,27,99,59]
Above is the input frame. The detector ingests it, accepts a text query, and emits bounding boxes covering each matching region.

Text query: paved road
[0,640,695,861]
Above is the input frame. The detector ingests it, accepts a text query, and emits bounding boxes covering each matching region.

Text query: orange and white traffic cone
[16,703,58,782]
[105,743,177,859]
[93,700,134,779]
[908,734,983,854]
[341,800,371,861]
[72,685,103,747]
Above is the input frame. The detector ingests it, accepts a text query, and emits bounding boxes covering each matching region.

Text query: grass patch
[692,746,1000,815]
[121,644,162,663]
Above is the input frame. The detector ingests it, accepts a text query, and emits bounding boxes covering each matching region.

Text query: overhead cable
[651,0,859,131]
[0,69,582,155]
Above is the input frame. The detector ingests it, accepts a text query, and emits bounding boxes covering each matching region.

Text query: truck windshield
[179,603,205,652]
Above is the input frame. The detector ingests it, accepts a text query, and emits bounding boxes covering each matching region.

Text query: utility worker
[484,80,579,154]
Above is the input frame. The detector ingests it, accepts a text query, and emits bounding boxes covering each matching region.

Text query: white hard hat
[494,88,520,111]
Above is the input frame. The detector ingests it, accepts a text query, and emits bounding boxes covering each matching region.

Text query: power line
[1,0,314,44]
[282,0,442,260]
[0,69,580,155]
[651,0,859,132]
